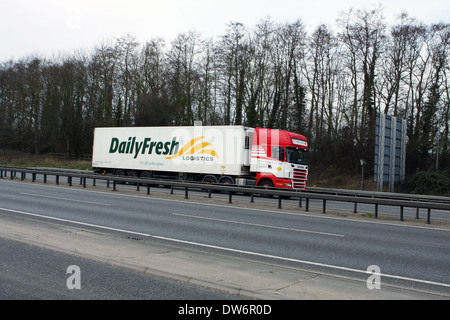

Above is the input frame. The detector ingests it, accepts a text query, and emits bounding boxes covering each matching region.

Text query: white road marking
[172,212,344,237]
[1,206,449,289]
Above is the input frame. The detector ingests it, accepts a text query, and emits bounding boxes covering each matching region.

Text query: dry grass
[308,164,377,191]
[0,149,92,171]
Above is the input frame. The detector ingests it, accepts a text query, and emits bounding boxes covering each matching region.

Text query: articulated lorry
[92,125,308,190]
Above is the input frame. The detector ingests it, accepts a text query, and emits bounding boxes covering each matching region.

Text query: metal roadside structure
[1,166,449,225]
[374,113,407,192]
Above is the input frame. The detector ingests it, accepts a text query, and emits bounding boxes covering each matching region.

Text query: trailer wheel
[140,171,153,179]
[219,176,235,194]
[202,175,218,184]
[141,171,158,187]
[115,169,125,176]
[219,176,234,185]
[201,175,218,193]
[127,170,139,185]
[114,169,126,184]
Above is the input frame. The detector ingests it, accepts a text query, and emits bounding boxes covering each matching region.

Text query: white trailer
[92,125,253,181]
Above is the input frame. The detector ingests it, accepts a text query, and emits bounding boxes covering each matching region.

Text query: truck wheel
[140,171,153,179]
[141,171,157,187]
[258,179,274,198]
[219,176,235,194]
[127,170,139,185]
[202,175,218,193]
[114,169,126,184]
[219,176,234,185]
[115,169,125,176]
[127,170,138,177]
[202,175,218,184]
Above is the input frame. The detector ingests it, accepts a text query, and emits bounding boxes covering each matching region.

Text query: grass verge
[0,149,92,171]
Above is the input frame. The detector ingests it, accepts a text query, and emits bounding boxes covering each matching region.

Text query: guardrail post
[68,176,72,186]
[298,197,302,208]
[44,174,47,183]
[416,208,420,219]
[208,188,212,198]
[93,178,96,187]
[375,204,378,219]
[83,177,86,188]
[113,180,117,191]
[278,195,282,209]
[107,180,110,188]
[147,185,150,195]
[427,208,431,224]
[32,173,36,182]
[400,206,404,221]
[11,170,14,180]
[229,192,232,204]
[305,198,309,212]
[136,183,140,191]
[322,199,326,214]
[353,202,357,213]
[170,185,174,195]
[250,192,254,203]
[21,172,25,181]
[56,175,59,185]
[185,187,188,199]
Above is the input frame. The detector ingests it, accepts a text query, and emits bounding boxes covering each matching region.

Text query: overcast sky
[1,0,449,61]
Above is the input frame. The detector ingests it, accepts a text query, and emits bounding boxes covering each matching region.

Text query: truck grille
[293,168,307,190]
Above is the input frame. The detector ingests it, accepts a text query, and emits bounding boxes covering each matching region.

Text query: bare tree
[338,6,386,173]
[115,34,139,126]
[166,31,201,125]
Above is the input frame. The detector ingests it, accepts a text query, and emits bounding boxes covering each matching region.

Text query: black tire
[219,176,235,194]
[140,171,158,187]
[202,175,218,192]
[219,176,235,185]
[114,169,125,176]
[140,171,153,179]
[258,179,274,198]
[202,175,218,184]
[127,170,139,185]
[114,169,126,184]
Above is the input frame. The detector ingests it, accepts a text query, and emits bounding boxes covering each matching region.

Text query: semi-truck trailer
[92,125,308,190]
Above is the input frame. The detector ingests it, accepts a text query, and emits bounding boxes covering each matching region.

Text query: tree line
[0,7,449,178]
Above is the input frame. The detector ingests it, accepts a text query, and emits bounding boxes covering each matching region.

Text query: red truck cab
[250,128,308,190]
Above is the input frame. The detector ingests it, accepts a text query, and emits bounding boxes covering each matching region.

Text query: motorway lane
[0,179,449,296]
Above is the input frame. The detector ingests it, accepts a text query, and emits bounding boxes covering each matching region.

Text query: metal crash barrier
[1,166,449,224]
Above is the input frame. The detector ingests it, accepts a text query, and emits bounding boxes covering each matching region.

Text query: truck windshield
[286,147,307,165]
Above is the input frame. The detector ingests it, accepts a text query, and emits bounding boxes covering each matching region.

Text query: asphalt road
[65,173,450,221]
[14,171,450,220]
[0,178,449,299]
[0,237,242,300]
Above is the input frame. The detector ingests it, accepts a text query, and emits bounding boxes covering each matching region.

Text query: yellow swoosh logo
[165,137,219,159]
